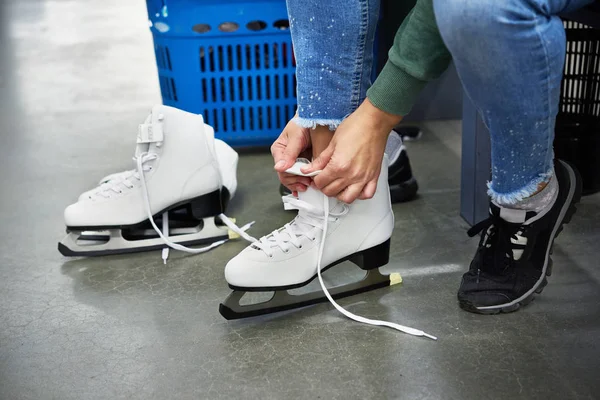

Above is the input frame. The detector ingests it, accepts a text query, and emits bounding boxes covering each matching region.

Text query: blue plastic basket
[146,0,297,147]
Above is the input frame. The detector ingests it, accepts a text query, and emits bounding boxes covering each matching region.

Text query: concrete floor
[1,1,600,399]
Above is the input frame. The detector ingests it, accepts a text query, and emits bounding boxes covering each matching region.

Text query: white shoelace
[250,195,346,257]
[317,196,437,340]
[257,194,437,340]
[131,152,255,263]
[94,156,151,199]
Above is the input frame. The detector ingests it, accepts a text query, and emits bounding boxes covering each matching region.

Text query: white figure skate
[77,138,238,202]
[220,157,436,339]
[58,105,251,258]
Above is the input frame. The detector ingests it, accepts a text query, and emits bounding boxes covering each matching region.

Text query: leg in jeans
[286,0,380,133]
[433,0,590,313]
[280,0,418,202]
[434,0,593,203]
[286,0,379,158]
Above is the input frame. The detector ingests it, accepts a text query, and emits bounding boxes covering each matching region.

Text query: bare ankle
[311,125,335,159]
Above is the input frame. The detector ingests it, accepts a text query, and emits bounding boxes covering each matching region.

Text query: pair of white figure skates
[59,105,435,340]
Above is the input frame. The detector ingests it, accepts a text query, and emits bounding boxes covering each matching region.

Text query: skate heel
[190,189,226,219]
[350,239,391,270]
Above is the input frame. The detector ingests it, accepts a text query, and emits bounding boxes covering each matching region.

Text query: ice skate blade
[219,269,393,320]
[58,218,228,257]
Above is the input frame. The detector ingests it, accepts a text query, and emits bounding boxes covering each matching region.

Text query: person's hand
[271,117,313,193]
[301,99,402,203]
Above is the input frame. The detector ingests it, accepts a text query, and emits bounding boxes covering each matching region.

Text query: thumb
[302,145,333,173]
[274,136,306,172]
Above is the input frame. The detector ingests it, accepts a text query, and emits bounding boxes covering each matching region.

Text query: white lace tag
[284,158,321,177]
[137,122,164,143]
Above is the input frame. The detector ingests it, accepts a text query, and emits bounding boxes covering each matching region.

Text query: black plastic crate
[555,20,600,195]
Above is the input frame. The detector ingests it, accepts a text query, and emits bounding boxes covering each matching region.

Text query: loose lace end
[316,195,437,340]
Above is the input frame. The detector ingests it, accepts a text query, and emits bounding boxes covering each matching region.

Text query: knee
[433,0,528,48]
[434,0,492,46]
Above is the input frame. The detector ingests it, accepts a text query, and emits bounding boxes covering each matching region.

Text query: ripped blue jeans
[286,0,380,129]
[434,0,594,203]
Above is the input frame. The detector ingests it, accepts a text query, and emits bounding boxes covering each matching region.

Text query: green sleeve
[367,0,452,116]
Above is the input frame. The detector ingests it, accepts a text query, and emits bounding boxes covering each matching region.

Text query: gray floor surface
[1,1,599,399]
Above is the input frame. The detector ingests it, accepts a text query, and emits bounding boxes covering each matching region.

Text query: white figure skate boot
[77,137,239,203]
[58,105,251,257]
[220,157,436,339]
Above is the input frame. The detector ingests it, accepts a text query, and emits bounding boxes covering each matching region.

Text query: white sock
[385,130,404,165]
[504,174,559,213]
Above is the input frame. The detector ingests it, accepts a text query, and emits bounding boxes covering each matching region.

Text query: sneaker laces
[467,214,528,272]
[135,152,256,263]
[254,193,436,340]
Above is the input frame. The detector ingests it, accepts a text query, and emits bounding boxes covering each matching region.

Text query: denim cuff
[366,61,428,117]
[293,117,342,130]
[487,168,554,205]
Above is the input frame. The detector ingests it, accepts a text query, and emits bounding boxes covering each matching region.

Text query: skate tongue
[297,186,343,215]
[297,186,324,211]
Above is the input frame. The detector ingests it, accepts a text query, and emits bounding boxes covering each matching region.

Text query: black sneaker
[278,147,419,203]
[458,160,582,314]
